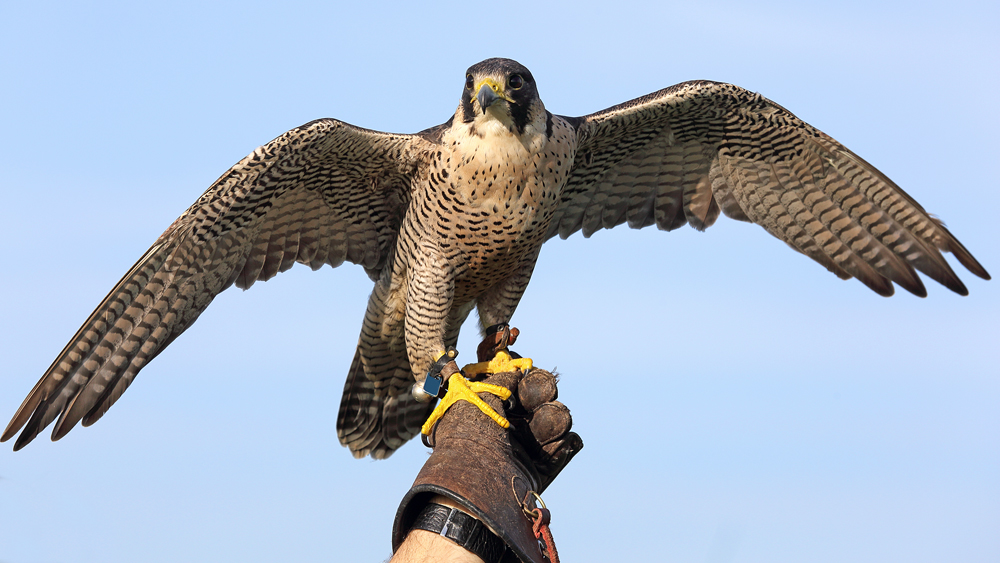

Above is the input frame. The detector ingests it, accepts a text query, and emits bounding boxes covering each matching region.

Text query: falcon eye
[508,75,523,89]
[465,74,474,89]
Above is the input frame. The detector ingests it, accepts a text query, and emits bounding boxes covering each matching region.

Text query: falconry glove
[392,368,582,563]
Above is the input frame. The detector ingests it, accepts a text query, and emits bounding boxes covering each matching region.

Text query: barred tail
[336,347,434,459]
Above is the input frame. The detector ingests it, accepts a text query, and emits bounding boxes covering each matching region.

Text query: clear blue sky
[1,1,997,562]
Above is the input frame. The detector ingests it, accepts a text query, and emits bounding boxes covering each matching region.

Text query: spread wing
[3,119,429,450]
[549,81,989,296]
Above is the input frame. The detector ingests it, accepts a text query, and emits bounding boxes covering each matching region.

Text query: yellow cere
[473,77,514,103]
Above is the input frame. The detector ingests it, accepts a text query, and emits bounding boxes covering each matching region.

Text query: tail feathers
[336,348,433,459]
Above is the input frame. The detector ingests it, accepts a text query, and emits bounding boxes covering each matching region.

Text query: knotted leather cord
[529,508,559,563]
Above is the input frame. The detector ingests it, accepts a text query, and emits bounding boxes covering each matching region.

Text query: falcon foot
[463,350,533,379]
[465,324,533,377]
[420,374,512,435]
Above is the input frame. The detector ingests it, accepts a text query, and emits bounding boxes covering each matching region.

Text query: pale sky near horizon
[1,1,997,562]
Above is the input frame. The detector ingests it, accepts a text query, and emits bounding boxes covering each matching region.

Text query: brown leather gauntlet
[392,368,582,563]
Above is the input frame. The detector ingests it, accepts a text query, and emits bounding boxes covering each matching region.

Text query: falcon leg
[468,257,539,378]
[403,239,458,397]
[415,301,477,401]
[414,348,460,400]
[416,249,540,436]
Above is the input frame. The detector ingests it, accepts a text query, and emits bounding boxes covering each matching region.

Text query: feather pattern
[3,119,422,450]
[549,81,989,297]
[3,60,988,458]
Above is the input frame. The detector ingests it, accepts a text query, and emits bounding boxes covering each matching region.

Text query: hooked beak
[476,83,500,115]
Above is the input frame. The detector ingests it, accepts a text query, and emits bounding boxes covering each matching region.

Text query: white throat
[453,108,547,158]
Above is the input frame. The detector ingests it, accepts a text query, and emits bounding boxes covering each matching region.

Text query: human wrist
[390,528,483,563]
[391,495,500,563]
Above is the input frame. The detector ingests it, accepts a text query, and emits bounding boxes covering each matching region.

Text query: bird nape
[2,57,989,458]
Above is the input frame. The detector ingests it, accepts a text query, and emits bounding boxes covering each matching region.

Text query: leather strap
[410,503,507,563]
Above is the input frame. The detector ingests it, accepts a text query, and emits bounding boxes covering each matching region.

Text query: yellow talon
[463,350,533,377]
[420,374,511,435]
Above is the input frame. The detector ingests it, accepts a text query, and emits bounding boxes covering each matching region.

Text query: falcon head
[460,58,546,136]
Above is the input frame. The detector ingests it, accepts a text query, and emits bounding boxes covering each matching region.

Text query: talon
[463,350,533,377]
[420,374,512,435]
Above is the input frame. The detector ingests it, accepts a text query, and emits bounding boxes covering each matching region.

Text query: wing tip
[2,412,32,449]
[11,429,36,451]
[50,418,76,443]
[952,246,991,282]
[902,279,929,298]
[1,418,19,442]
[946,278,970,297]
[930,217,990,284]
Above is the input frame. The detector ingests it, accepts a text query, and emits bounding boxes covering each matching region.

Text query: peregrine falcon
[2,58,989,458]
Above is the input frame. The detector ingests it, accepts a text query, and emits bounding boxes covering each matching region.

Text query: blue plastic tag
[422,373,443,398]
